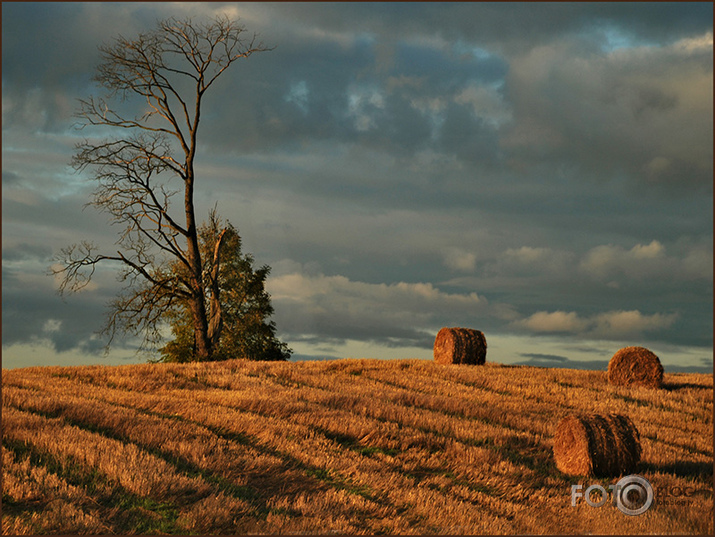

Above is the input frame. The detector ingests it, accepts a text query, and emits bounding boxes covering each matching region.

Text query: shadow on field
[640,460,714,480]
[662,381,712,391]
[498,434,555,476]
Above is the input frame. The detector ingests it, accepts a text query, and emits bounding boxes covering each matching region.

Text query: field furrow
[1,444,115,535]
[2,358,712,534]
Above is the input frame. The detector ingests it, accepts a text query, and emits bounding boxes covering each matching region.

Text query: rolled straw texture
[433,327,487,365]
[608,346,664,389]
[553,413,642,477]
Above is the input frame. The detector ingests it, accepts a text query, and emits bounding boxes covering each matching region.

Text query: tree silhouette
[52,16,273,360]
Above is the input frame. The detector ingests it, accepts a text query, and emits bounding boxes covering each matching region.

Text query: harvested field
[2,358,712,534]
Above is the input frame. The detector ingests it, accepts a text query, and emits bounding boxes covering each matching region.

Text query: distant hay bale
[433,327,487,365]
[553,413,641,477]
[608,346,664,389]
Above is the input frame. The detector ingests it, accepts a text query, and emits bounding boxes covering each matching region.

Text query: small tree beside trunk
[52,17,285,362]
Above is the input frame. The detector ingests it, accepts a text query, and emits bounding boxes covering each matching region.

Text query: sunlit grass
[2,358,712,534]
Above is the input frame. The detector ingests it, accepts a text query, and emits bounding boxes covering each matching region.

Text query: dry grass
[2,358,712,534]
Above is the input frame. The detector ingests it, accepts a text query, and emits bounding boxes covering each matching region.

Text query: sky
[2,2,713,372]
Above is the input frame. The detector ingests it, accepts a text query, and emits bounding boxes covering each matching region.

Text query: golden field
[2,358,712,534]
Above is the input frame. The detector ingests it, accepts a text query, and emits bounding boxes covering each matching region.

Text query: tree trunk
[184,148,212,361]
[190,294,212,361]
[207,228,228,350]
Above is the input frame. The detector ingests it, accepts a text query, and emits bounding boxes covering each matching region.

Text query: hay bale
[433,327,487,365]
[553,413,641,477]
[608,346,664,389]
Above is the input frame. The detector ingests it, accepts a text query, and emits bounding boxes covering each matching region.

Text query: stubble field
[2,358,712,534]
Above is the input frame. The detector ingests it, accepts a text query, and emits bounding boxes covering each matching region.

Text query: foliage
[159,213,291,362]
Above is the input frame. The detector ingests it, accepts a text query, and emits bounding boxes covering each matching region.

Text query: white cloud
[269,267,486,312]
[443,247,477,272]
[42,319,62,333]
[502,246,571,270]
[672,31,714,53]
[630,240,665,259]
[285,80,310,114]
[346,84,385,131]
[454,83,513,127]
[580,240,662,279]
[505,246,549,264]
[514,308,679,339]
[579,240,713,283]
[267,263,489,346]
[515,311,589,333]
[591,310,679,337]
[682,247,714,280]
[486,246,575,279]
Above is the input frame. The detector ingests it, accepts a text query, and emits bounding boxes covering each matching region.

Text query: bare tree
[52,16,271,361]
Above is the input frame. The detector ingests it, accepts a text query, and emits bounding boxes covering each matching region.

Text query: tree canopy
[159,214,291,362]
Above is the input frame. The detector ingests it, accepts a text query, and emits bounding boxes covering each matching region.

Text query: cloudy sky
[2,2,713,372]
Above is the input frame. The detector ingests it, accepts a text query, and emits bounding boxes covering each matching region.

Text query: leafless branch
[54,16,271,360]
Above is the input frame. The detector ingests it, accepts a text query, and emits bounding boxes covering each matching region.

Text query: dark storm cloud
[392,40,508,88]
[1,3,155,133]
[514,351,712,373]
[3,191,118,244]
[2,171,22,186]
[255,3,710,42]
[2,2,711,366]
[513,356,712,374]
[437,102,502,165]
[519,353,570,363]
[200,31,509,159]
[1,263,124,354]
[515,357,610,371]
[2,242,53,262]
[191,3,713,211]
[5,2,710,190]
[501,35,713,191]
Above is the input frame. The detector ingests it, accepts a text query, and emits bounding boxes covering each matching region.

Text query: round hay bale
[553,413,641,477]
[608,346,664,389]
[433,327,487,365]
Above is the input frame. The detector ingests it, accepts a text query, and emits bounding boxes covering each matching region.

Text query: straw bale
[433,327,487,365]
[608,346,664,389]
[553,413,641,477]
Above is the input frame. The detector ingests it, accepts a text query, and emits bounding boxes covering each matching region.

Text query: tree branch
[56,15,273,360]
